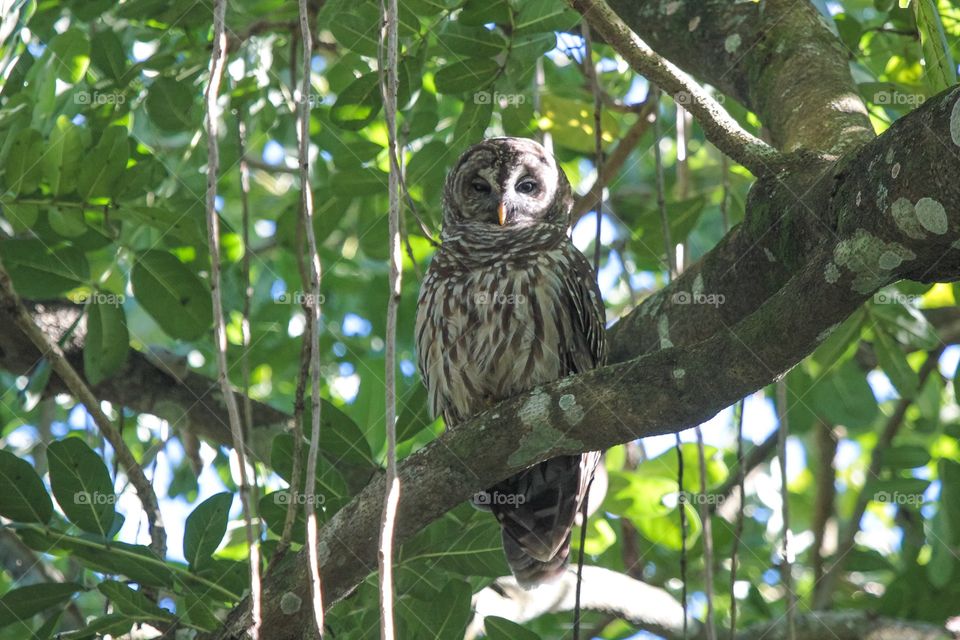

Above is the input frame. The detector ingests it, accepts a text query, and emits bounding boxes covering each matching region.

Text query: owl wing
[415,263,455,424]
[490,241,606,586]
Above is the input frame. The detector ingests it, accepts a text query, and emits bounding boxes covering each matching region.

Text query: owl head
[442,137,573,230]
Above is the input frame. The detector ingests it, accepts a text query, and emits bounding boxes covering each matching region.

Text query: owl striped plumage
[415,137,606,586]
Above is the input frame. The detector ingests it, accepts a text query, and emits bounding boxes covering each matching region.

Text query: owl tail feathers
[502,528,572,589]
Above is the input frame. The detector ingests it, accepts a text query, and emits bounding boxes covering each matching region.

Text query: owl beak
[498,201,507,226]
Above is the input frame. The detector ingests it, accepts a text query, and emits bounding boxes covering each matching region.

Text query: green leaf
[330,167,388,197]
[460,0,511,26]
[635,501,701,550]
[0,449,53,524]
[865,478,930,505]
[513,0,579,34]
[112,205,205,246]
[401,579,474,639]
[1,199,39,231]
[71,541,174,588]
[454,98,494,145]
[604,472,675,520]
[331,73,382,131]
[184,491,232,569]
[77,125,129,200]
[47,438,117,536]
[84,297,130,385]
[540,93,620,153]
[90,30,126,82]
[621,195,707,269]
[632,443,728,492]
[315,400,376,467]
[0,583,84,631]
[97,580,172,620]
[811,308,863,369]
[438,23,508,58]
[434,59,500,95]
[56,614,133,639]
[48,29,90,83]
[0,239,89,297]
[870,300,940,350]
[874,326,920,399]
[809,360,878,429]
[146,77,195,131]
[48,208,87,237]
[329,9,380,57]
[17,527,174,587]
[5,128,43,195]
[913,0,956,92]
[131,250,213,341]
[485,616,542,640]
[431,517,509,577]
[42,116,83,196]
[270,434,350,501]
[881,445,931,469]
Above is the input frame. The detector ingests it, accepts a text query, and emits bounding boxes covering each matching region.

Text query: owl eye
[516,179,538,195]
[471,180,491,194]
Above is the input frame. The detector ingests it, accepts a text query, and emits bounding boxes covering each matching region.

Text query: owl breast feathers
[415,137,606,587]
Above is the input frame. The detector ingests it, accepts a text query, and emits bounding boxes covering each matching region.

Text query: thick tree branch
[467,566,691,640]
[217,85,960,640]
[605,0,875,154]
[568,0,784,176]
[0,301,290,454]
[735,611,954,640]
[465,568,954,640]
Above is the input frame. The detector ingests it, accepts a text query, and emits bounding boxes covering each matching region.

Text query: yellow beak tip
[498,203,506,226]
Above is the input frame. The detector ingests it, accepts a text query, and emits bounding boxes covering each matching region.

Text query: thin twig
[275,64,312,565]
[566,0,783,176]
[676,436,688,639]
[378,0,402,636]
[695,427,717,640]
[204,6,261,637]
[728,400,746,640]
[572,101,655,222]
[0,263,167,560]
[237,116,261,528]
[582,23,604,275]
[295,0,327,634]
[652,90,676,279]
[811,421,838,590]
[573,477,594,640]
[775,381,795,640]
[243,155,299,174]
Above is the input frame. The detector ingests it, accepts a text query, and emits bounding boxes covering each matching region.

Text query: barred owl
[415,137,606,586]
